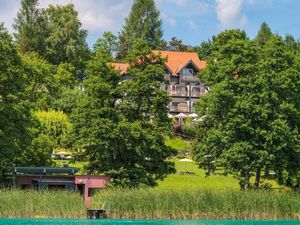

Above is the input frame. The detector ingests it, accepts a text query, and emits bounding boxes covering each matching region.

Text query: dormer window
[182,68,194,76]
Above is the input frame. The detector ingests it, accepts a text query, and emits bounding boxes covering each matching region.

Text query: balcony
[169,106,189,113]
[180,76,200,83]
[191,92,200,97]
[168,91,188,97]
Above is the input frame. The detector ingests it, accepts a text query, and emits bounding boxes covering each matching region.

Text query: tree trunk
[264,166,270,176]
[255,168,261,189]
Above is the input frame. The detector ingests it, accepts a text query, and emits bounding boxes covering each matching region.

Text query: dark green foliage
[43,4,90,81]
[193,30,300,189]
[198,39,213,59]
[21,52,55,109]
[94,32,119,58]
[52,87,84,114]
[14,1,90,81]
[165,37,188,52]
[72,41,175,187]
[118,0,163,58]
[284,34,300,53]
[13,0,47,54]
[0,24,34,177]
[255,22,273,46]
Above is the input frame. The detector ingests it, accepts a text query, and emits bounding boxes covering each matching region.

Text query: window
[182,69,194,76]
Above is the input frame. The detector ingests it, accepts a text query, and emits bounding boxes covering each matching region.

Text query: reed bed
[92,188,300,220]
[0,189,86,218]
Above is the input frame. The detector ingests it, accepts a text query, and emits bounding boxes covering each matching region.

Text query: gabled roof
[111,62,130,75]
[111,50,206,76]
[152,50,206,76]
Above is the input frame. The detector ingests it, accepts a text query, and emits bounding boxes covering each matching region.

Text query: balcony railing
[191,92,200,97]
[169,106,189,113]
[168,91,188,97]
[180,76,200,83]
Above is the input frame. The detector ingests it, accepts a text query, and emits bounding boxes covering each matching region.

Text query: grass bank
[0,189,86,218]
[92,188,300,220]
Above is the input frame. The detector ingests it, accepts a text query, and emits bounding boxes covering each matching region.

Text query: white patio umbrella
[179,158,193,162]
[167,113,174,118]
[188,113,199,118]
[175,113,187,118]
[179,158,193,175]
[175,113,187,125]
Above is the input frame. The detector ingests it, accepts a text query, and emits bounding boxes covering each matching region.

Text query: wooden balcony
[180,76,200,83]
[168,91,188,97]
[169,106,189,113]
[191,92,200,97]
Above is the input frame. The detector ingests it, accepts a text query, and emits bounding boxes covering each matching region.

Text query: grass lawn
[157,160,240,190]
[165,136,191,152]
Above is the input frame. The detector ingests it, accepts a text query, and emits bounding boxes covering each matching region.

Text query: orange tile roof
[111,50,206,76]
[111,62,129,75]
[152,50,206,76]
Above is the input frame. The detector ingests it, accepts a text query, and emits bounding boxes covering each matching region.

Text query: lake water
[0,220,299,225]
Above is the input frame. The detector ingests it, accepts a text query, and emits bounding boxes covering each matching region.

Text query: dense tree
[72,40,175,187]
[284,34,300,53]
[192,30,300,189]
[165,37,188,52]
[22,110,73,167]
[255,22,273,46]
[43,4,90,81]
[198,39,213,59]
[0,24,34,179]
[21,52,55,109]
[94,32,119,58]
[35,110,73,149]
[118,0,163,58]
[258,36,300,187]
[13,0,47,54]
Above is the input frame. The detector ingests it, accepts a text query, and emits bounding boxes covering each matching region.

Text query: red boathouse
[13,167,111,207]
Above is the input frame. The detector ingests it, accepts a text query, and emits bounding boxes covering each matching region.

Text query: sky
[1,0,300,47]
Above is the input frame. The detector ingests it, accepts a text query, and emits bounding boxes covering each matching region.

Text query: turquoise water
[0,220,298,225]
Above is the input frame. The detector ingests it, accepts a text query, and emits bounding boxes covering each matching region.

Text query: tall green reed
[92,188,300,220]
[0,189,86,218]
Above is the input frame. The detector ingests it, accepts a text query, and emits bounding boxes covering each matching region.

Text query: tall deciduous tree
[13,0,47,54]
[72,40,175,187]
[0,24,34,179]
[21,52,55,109]
[118,0,163,58]
[43,4,90,81]
[192,30,300,189]
[94,32,119,58]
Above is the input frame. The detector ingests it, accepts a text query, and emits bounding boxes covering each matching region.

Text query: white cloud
[161,13,176,27]
[156,0,187,7]
[0,0,20,33]
[196,2,211,14]
[187,20,198,31]
[0,0,132,35]
[216,0,247,29]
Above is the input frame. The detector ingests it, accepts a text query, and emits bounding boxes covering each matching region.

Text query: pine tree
[255,22,273,46]
[118,0,163,58]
